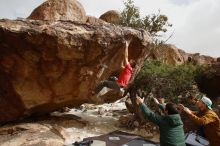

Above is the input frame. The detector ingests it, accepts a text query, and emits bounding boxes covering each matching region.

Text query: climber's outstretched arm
[120,39,131,69]
[124,41,129,66]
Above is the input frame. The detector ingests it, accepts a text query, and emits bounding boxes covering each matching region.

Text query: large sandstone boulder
[27,0,87,22]
[0,19,153,123]
[149,44,187,65]
[99,10,121,24]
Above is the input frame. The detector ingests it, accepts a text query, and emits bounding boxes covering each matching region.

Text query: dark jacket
[140,103,186,146]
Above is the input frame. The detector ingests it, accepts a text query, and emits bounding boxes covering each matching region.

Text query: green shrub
[132,61,207,102]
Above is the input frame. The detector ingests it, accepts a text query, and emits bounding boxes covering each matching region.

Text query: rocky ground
[0,98,159,146]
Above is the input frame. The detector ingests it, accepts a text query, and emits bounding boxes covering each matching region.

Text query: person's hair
[130,59,136,68]
[165,103,179,115]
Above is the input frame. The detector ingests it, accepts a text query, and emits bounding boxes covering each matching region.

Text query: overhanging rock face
[0,19,153,123]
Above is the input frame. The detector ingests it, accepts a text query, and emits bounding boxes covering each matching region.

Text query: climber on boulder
[93,39,136,97]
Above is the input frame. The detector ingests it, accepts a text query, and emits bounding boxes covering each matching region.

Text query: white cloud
[169,0,200,6]
[0,0,219,57]
[169,0,220,57]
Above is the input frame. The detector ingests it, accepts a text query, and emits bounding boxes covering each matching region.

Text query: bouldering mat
[83,130,159,146]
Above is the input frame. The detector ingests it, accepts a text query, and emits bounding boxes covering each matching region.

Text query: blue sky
[0,0,219,57]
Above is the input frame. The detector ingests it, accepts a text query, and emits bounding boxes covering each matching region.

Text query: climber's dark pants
[95,80,121,94]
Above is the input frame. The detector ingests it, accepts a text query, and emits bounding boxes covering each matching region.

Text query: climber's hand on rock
[136,96,144,105]
[126,35,132,44]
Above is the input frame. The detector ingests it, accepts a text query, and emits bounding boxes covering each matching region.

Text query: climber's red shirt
[117,63,133,87]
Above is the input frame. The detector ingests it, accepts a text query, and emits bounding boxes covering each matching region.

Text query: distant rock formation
[28,0,87,22]
[149,44,186,65]
[86,15,107,25]
[148,44,216,65]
